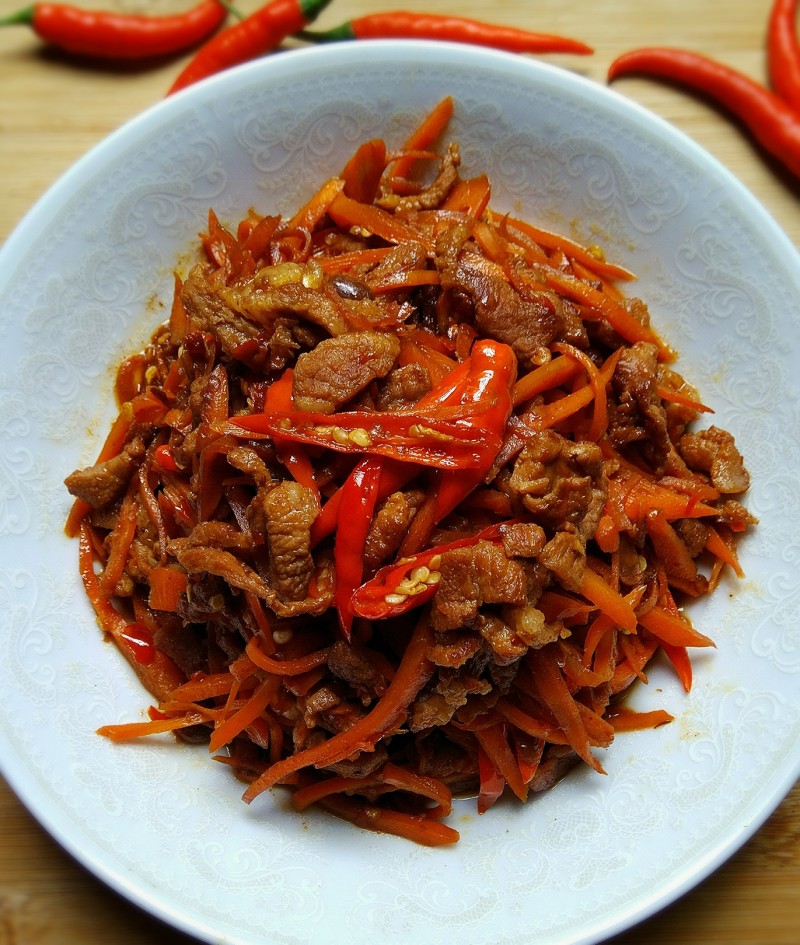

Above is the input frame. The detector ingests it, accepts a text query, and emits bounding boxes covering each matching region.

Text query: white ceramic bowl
[0,40,798,945]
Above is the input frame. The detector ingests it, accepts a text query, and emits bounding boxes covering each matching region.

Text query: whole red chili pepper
[0,0,228,60]
[168,0,331,94]
[608,47,800,179]
[299,11,593,56]
[768,0,800,110]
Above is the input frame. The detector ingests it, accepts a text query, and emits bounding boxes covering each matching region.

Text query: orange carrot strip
[389,95,454,182]
[439,173,491,216]
[496,699,561,742]
[242,616,434,802]
[607,708,674,731]
[99,489,139,594]
[147,564,188,612]
[512,355,583,407]
[580,567,638,633]
[656,384,714,413]
[638,604,715,648]
[209,676,279,753]
[290,774,379,810]
[317,794,459,846]
[608,474,719,522]
[582,613,615,666]
[168,271,190,343]
[505,216,636,282]
[570,258,626,301]
[704,525,745,578]
[552,343,616,441]
[244,637,331,676]
[340,138,388,204]
[97,712,205,742]
[168,672,241,702]
[316,246,394,274]
[543,268,668,354]
[380,762,453,817]
[531,349,621,431]
[473,723,528,802]
[327,192,435,252]
[527,647,604,773]
[661,641,694,692]
[285,177,345,233]
[372,269,441,294]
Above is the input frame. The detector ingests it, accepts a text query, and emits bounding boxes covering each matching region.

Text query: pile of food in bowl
[64,96,756,846]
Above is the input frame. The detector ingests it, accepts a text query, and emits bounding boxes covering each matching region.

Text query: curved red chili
[351,520,518,621]
[608,47,800,179]
[168,0,331,94]
[768,0,800,110]
[226,407,502,470]
[0,0,228,60]
[299,11,593,56]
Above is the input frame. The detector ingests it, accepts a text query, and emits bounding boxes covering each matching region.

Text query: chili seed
[348,427,372,447]
[384,593,407,605]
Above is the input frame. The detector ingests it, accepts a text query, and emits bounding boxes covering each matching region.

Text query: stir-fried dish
[64,97,756,846]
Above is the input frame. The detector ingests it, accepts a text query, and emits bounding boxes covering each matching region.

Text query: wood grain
[1,1,798,943]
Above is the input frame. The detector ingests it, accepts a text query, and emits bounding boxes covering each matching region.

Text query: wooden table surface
[1,0,798,943]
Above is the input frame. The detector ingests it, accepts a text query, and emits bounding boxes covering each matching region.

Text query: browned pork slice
[454,255,564,368]
[292,330,400,414]
[508,429,607,543]
[260,481,319,603]
[610,341,688,476]
[430,539,528,632]
[64,436,146,509]
[679,425,751,493]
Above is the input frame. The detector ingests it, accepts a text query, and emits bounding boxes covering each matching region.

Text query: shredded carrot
[244,637,331,676]
[340,138,388,204]
[704,524,745,578]
[505,215,636,283]
[580,567,638,633]
[209,676,278,753]
[389,95,454,182]
[512,355,583,407]
[527,646,604,774]
[327,192,435,253]
[473,723,529,803]
[660,641,694,692]
[607,707,674,731]
[439,173,491,216]
[638,604,715,649]
[97,712,205,742]
[99,489,139,595]
[285,178,345,233]
[147,564,188,612]
[317,794,459,846]
[241,616,434,803]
